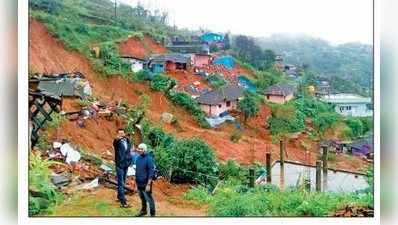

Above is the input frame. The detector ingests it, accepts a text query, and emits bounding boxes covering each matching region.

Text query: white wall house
[121,57,144,73]
[320,93,373,117]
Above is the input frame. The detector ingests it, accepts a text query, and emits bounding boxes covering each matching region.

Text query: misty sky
[118,0,373,45]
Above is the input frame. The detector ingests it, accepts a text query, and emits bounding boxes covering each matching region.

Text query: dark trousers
[116,166,128,204]
[137,183,155,216]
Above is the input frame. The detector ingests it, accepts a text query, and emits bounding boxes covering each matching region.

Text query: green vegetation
[150,74,177,92]
[267,102,305,140]
[207,74,227,89]
[167,91,210,128]
[46,112,66,130]
[255,67,283,92]
[29,152,63,216]
[238,92,260,123]
[185,180,372,216]
[48,192,138,216]
[344,117,365,139]
[136,118,217,185]
[232,35,276,70]
[257,34,372,96]
[29,0,184,77]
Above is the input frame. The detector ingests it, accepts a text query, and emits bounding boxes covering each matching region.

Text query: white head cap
[138,143,147,152]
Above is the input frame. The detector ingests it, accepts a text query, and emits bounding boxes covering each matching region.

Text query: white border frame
[18,0,380,224]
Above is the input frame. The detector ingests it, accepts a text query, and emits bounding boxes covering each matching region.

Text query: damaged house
[31,72,92,100]
[264,83,296,104]
[192,53,213,68]
[147,54,191,73]
[197,85,244,117]
[120,56,145,73]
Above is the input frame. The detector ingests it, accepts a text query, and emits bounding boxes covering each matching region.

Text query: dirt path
[29,18,370,173]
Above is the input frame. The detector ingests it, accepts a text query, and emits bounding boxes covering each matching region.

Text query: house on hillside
[167,35,210,54]
[264,83,296,104]
[349,135,373,159]
[315,80,331,97]
[197,85,244,117]
[192,53,213,67]
[200,32,224,45]
[121,56,145,73]
[320,93,373,117]
[147,54,191,73]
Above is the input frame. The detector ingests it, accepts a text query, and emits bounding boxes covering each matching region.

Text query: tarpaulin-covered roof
[213,56,235,70]
[200,32,224,43]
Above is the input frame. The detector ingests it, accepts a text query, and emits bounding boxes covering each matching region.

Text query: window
[226,101,231,107]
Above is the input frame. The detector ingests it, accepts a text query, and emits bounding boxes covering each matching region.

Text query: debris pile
[333,205,374,217]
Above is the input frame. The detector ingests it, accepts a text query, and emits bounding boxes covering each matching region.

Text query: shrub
[29,152,63,216]
[36,135,51,151]
[312,112,340,137]
[171,138,219,184]
[46,112,66,130]
[205,181,372,217]
[345,117,364,139]
[132,69,150,82]
[150,74,176,92]
[267,102,305,139]
[219,160,241,180]
[184,186,212,204]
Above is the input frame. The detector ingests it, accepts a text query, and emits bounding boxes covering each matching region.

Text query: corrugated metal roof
[197,85,244,105]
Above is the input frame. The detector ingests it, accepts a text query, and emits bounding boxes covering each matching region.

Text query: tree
[238,92,260,123]
[312,112,340,139]
[262,49,276,69]
[345,117,364,139]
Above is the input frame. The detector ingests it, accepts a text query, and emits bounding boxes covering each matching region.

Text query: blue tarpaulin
[206,115,235,128]
[238,75,257,93]
[200,32,224,44]
[213,56,235,70]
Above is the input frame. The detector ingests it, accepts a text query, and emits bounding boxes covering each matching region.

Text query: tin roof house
[264,83,296,104]
[320,93,373,117]
[197,85,244,117]
[147,54,191,74]
[349,135,373,159]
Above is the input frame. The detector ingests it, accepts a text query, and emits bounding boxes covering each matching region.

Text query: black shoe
[136,211,147,217]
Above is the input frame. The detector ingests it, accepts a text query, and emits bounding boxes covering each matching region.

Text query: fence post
[280,140,284,165]
[249,168,255,188]
[316,160,322,192]
[266,153,272,183]
[322,145,328,173]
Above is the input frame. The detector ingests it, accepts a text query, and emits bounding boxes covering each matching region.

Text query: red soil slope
[29,18,369,172]
[119,35,166,59]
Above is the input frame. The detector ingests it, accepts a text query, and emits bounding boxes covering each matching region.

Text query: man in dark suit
[113,128,132,208]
